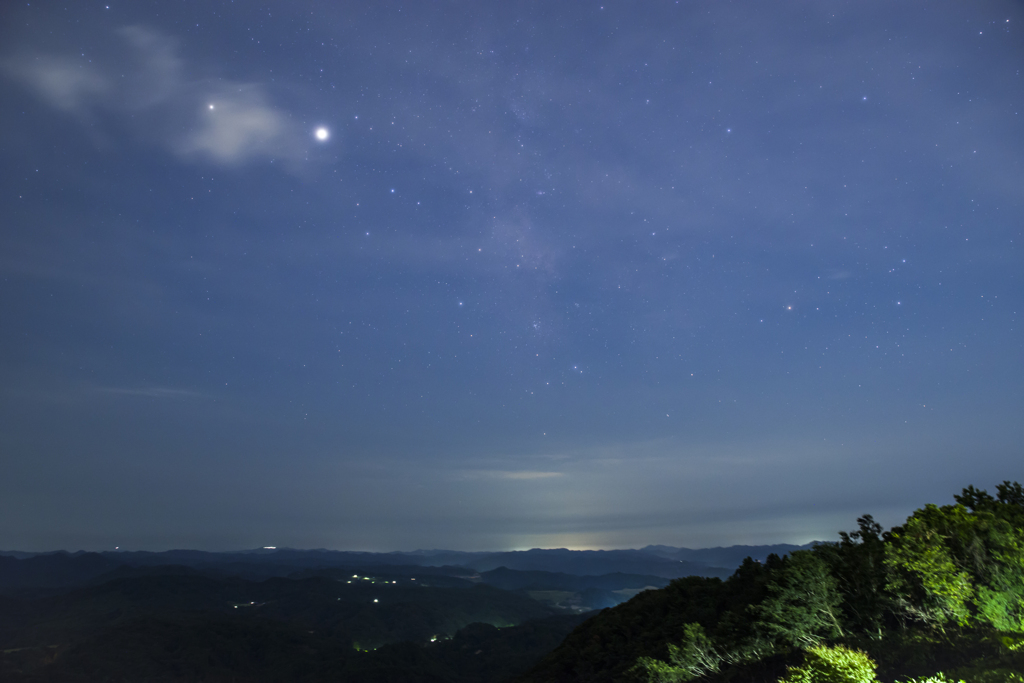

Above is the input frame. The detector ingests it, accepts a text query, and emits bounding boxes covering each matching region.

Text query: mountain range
[0,543,813,594]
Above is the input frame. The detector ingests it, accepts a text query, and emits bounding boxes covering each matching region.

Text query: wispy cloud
[116,26,181,108]
[180,84,295,164]
[460,470,564,481]
[95,386,203,399]
[2,25,305,168]
[2,54,110,111]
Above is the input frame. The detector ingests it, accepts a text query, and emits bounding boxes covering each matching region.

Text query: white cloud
[2,25,305,168]
[179,85,294,164]
[2,54,110,111]
[116,26,181,107]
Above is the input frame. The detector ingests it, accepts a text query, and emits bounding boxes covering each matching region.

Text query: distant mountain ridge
[0,543,815,593]
[640,543,813,566]
[461,548,730,578]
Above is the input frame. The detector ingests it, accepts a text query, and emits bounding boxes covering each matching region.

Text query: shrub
[779,644,877,683]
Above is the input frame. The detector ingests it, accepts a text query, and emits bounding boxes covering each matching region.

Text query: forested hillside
[521,482,1024,683]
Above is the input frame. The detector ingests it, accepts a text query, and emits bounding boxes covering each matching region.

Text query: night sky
[1,1,1021,553]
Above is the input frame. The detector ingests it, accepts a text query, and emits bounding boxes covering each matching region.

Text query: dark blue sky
[1,1,1021,552]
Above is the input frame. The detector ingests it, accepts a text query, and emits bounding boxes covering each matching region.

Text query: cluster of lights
[348,574,399,585]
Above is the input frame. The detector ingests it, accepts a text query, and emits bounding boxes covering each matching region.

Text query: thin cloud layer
[2,54,110,111]
[182,85,293,164]
[2,25,306,167]
[460,470,565,481]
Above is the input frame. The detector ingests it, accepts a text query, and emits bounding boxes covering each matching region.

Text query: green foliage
[516,481,1024,683]
[885,498,1024,631]
[634,623,728,682]
[664,623,724,678]
[885,504,978,627]
[751,550,845,647]
[635,657,693,683]
[778,644,877,683]
[1000,633,1024,651]
[816,515,889,638]
[520,575,732,683]
[955,671,1024,683]
[956,481,1024,528]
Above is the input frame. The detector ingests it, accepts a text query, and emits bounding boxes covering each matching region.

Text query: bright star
[315,127,329,141]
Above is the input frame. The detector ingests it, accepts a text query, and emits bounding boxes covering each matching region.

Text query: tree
[634,623,725,683]
[633,621,773,683]
[885,504,976,628]
[886,491,1024,632]
[750,550,845,647]
[816,515,889,638]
